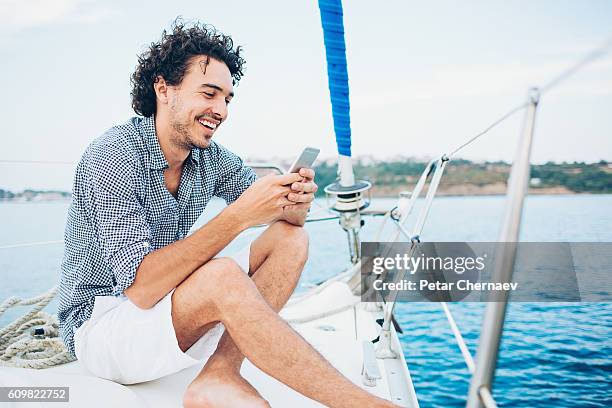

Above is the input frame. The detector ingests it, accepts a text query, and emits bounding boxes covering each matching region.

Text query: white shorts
[74,245,251,385]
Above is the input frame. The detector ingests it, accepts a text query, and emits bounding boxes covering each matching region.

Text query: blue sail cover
[318,0,351,157]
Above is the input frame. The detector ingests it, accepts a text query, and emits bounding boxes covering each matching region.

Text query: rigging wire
[446,32,612,159]
[539,34,612,94]
[447,102,529,159]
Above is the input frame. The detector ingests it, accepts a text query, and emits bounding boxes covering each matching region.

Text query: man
[58,20,397,408]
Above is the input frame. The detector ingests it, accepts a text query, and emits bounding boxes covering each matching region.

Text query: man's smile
[197,117,218,130]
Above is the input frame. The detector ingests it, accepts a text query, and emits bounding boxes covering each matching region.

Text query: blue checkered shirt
[58,116,256,357]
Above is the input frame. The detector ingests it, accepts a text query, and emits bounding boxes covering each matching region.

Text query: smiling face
[164,56,234,150]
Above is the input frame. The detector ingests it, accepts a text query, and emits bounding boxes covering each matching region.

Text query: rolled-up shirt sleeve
[84,143,153,296]
[212,142,257,204]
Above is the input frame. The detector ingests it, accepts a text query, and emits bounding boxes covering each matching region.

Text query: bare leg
[204,221,306,367]
[181,221,306,407]
[174,221,396,408]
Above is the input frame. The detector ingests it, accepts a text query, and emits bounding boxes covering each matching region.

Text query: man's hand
[229,172,303,228]
[282,168,317,226]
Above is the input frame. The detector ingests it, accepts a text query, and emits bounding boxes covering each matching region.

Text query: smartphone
[287,147,320,173]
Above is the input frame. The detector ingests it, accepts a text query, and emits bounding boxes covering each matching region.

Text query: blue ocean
[1,194,611,407]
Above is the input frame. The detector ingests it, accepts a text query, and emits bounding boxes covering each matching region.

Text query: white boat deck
[0,282,418,407]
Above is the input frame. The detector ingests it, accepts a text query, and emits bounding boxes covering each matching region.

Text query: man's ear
[153,76,170,105]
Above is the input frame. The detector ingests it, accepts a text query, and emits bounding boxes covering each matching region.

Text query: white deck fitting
[0,282,418,407]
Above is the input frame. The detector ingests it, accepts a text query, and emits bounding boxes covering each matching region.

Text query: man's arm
[124,205,246,309]
[125,172,304,309]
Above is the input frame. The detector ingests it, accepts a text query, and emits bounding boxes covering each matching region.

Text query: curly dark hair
[131,18,246,117]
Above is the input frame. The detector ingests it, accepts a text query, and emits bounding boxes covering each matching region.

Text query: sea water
[1,194,611,407]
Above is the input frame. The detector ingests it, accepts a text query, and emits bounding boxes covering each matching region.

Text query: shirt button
[143,242,150,248]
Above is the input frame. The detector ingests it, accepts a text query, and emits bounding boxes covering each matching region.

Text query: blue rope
[318,0,351,157]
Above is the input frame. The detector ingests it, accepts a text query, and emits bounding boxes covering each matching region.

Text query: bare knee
[177,258,249,311]
[191,257,247,290]
[193,257,264,310]
[270,221,309,261]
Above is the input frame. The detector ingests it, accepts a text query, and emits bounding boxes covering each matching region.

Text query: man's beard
[168,95,210,150]
[169,116,209,150]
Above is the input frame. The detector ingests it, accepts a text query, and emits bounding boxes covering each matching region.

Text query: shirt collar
[141,115,200,169]
[188,147,201,165]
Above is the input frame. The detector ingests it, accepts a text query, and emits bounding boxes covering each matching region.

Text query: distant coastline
[0,189,71,202]
[312,158,612,197]
[370,184,576,198]
[2,159,610,202]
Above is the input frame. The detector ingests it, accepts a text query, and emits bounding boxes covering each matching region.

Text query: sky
[1,0,611,191]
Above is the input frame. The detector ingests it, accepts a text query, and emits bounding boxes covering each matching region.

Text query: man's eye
[203,92,214,97]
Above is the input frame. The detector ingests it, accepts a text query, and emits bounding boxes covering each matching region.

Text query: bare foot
[183,367,270,408]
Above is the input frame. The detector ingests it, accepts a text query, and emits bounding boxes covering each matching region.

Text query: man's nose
[211,97,227,121]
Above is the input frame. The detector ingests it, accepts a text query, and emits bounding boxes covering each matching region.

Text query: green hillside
[313,159,612,197]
